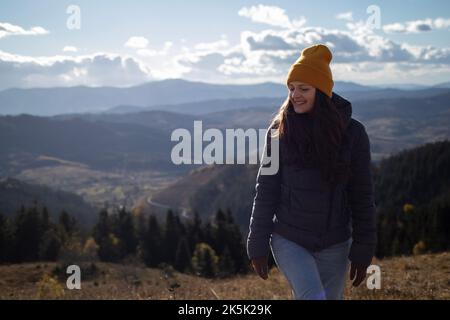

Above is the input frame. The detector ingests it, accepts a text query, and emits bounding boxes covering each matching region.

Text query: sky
[1,0,450,90]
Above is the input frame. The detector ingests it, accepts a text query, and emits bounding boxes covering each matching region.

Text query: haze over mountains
[0,78,449,224]
[1,78,449,116]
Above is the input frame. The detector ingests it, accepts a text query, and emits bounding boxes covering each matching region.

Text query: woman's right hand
[251,256,269,280]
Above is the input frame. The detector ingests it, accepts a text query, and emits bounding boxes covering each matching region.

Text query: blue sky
[1,0,449,89]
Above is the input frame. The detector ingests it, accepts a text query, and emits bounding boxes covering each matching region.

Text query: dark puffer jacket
[246,92,377,266]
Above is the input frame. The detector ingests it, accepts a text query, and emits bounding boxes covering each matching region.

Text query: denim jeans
[270,232,352,300]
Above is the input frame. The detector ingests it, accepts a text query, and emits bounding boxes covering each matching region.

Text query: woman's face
[288,81,316,113]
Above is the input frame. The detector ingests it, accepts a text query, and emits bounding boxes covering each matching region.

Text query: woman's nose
[291,89,302,99]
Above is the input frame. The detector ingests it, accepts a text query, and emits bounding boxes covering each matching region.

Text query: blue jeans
[270,232,352,300]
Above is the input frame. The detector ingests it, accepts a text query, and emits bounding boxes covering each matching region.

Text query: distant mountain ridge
[0,79,375,116]
[1,89,449,177]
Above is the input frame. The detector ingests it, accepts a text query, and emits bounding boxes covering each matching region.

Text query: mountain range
[4,78,449,116]
[0,78,449,224]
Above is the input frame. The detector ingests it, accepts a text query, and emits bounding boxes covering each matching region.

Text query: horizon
[0,77,448,92]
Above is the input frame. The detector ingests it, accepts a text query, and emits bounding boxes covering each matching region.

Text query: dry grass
[0,252,448,300]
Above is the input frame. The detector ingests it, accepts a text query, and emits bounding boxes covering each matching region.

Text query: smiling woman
[247,44,377,300]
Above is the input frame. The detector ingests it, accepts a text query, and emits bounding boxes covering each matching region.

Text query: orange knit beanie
[286,44,334,98]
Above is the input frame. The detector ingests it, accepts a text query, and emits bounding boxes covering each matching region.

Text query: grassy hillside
[0,252,448,299]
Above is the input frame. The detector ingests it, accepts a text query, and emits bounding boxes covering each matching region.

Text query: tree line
[0,203,249,278]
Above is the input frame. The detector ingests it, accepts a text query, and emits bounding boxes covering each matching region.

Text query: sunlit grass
[0,252,448,300]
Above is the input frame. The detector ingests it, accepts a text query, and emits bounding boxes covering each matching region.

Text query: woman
[246,44,377,300]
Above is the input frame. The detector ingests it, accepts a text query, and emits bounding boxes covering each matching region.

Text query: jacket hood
[331,92,352,128]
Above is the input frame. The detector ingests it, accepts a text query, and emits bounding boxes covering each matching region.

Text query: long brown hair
[269,89,348,186]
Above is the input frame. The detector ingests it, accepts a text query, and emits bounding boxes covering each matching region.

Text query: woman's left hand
[349,262,369,287]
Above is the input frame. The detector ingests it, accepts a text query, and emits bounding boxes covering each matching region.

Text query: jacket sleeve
[246,126,281,260]
[347,123,377,266]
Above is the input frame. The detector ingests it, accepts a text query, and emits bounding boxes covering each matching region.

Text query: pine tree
[218,246,235,278]
[225,208,235,224]
[142,215,163,267]
[41,206,50,233]
[98,233,122,262]
[0,213,10,263]
[202,221,215,249]
[186,211,203,256]
[116,207,137,257]
[14,205,42,262]
[213,208,247,273]
[93,208,110,244]
[59,210,77,237]
[39,227,62,261]
[174,236,191,272]
[213,209,228,256]
[225,218,248,273]
[93,209,122,262]
[164,210,180,265]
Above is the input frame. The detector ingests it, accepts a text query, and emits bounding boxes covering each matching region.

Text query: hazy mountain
[375,84,431,90]
[343,87,450,102]
[0,79,285,116]
[106,105,146,114]
[433,81,450,88]
[53,110,198,134]
[104,97,283,116]
[70,88,450,117]
[1,89,448,177]
[333,81,374,92]
[2,78,447,117]
[0,114,185,176]
[350,91,450,120]
[0,79,375,116]
[0,177,97,226]
[102,87,450,116]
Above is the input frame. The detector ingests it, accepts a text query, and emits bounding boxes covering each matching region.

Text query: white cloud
[238,5,306,29]
[0,22,49,39]
[2,9,450,89]
[332,61,450,85]
[383,17,450,34]
[0,50,153,90]
[173,13,450,86]
[63,46,78,53]
[434,17,450,29]
[124,36,149,49]
[336,12,353,22]
[382,23,406,33]
[194,38,229,52]
[137,41,173,57]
